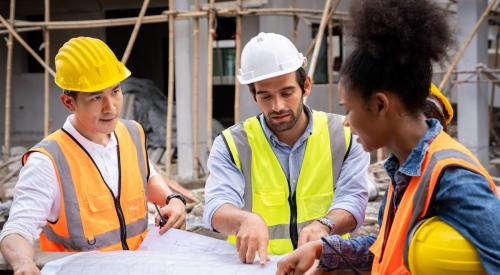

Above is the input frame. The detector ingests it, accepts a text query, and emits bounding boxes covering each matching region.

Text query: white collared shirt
[0,115,157,244]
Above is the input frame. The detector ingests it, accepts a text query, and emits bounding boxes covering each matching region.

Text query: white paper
[41,228,283,275]
[138,227,237,254]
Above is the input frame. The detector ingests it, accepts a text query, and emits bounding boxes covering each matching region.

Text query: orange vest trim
[369,131,497,275]
[22,120,149,252]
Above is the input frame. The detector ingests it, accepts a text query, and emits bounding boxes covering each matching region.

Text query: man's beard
[265,103,303,133]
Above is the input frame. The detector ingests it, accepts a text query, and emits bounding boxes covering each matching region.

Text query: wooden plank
[3,0,15,158]
[165,0,175,176]
[43,0,50,137]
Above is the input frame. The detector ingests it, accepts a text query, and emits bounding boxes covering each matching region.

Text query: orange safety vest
[22,120,149,252]
[370,131,498,274]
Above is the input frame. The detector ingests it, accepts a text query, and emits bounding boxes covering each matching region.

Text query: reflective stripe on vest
[222,111,351,254]
[22,120,149,251]
[369,131,497,274]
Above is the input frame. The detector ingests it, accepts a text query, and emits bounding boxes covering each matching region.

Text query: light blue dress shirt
[204,106,370,231]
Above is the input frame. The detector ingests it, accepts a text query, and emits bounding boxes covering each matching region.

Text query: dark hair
[340,0,452,114]
[248,67,307,100]
[63,90,79,99]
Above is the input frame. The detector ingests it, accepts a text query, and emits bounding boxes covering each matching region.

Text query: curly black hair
[340,0,453,114]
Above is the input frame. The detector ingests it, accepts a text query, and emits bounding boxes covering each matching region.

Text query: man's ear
[60,93,76,112]
[303,76,312,97]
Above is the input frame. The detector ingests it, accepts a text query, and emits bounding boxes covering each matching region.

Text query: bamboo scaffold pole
[193,0,201,177]
[327,19,334,113]
[165,0,175,176]
[0,15,55,76]
[0,26,39,35]
[43,0,50,137]
[438,0,498,91]
[206,0,215,151]
[234,0,242,124]
[292,0,299,45]
[308,0,340,81]
[0,8,348,34]
[121,0,150,65]
[3,0,15,157]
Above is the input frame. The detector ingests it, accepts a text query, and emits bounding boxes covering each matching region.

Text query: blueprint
[41,228,283,275]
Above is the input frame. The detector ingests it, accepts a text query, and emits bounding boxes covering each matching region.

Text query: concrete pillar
[174,0,209,180]
[457,0,489,166]
[174,0,194,180]
[238,15,260,120]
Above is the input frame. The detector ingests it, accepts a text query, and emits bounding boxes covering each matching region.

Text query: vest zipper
[114,198,129,250]
[288,183,298,249]
[61,129,130,250]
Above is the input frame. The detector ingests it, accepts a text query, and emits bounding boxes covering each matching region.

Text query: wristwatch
[316,217,336,235]
[166,193,187,206]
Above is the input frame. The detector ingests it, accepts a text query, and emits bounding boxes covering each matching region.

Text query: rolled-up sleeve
[203,135,246,230]
[319,234,376,271]
[329,134,370,231]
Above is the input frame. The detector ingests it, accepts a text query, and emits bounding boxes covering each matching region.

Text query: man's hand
[155,198,186,234]
[297,221,330,247]
[236,213,270,264]
[1,234,39,275]
[12,259,40,275]
[276,240,322,275]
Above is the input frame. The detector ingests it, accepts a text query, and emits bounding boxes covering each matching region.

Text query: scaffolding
[0,0,350,174]
[0,0,499,173]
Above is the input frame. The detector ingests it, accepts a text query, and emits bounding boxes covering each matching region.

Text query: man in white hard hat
[204,32,371,264]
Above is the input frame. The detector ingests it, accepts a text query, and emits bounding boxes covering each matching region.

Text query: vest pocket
[253,191,289,225]
[255,191,287,207]
[126,194,147,221]
[299,193,333,219]
[87,195,115,213]
[86,195,117,234]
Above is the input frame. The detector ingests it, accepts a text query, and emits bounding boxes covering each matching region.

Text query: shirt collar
[63,114,117,150]
[384,119,443,178]
[258,104,314,148]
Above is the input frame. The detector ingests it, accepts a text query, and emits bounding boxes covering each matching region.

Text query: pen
[153,203,168,228]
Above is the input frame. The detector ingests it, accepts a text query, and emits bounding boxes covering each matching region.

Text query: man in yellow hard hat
[0,37,186,274]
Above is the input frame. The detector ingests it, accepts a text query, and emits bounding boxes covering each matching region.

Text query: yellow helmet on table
[55,37,130,92]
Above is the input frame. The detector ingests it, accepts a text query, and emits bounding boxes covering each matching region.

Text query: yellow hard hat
[55,37,131,92]
[430,83,454,125]
[408,216,486,275]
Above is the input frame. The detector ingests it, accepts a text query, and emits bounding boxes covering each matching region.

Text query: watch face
[318,217,334,234]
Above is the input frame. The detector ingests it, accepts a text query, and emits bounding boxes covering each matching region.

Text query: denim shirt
[319,119,500,274]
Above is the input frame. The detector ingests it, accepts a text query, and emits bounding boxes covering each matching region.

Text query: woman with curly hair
[276,0,499,274]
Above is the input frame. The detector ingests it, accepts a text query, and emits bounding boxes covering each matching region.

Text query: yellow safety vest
[222,111,351,254]
[22,120,149,251]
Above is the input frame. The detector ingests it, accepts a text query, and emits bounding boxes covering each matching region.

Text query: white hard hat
[238,32,305,85]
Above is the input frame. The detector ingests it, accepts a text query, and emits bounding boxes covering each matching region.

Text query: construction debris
[120,77,224,165]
